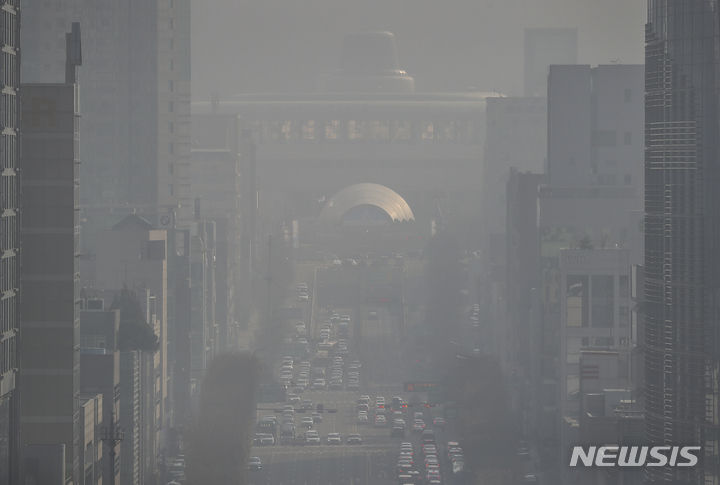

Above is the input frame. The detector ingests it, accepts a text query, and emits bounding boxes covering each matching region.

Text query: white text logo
[569,446,700,467]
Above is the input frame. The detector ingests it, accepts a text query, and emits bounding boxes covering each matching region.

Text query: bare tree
[443,354,524,484]
[184,352,260,485]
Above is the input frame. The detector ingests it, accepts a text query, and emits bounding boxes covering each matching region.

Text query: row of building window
[1,93,17,131]
[0,257,18,296]
[0,337,16,376]
[566,275,629,328]
[2,52,18,90]
[0,216,18,253]
[0,297,17,335]
[1,9,19,51]
[244,119,482,145]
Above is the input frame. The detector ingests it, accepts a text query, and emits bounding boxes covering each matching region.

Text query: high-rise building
[19,78,81,483]
[534,64,643,473]
[645,1,720,482]
[524,28,577,98]
[21,0,192,244]
[0,0,20,481]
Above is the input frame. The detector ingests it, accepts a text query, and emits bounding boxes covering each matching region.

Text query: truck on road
[280,423,295,444]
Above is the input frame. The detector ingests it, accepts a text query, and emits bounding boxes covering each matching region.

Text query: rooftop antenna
[65,22,82,84]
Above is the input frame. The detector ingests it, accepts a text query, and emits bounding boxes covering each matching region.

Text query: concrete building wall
[78,394,102,485]
[93,219,168,479]
[19,82,80,484]
[559,249,631,418]
[119,351,142,485]
[80,351,120,485]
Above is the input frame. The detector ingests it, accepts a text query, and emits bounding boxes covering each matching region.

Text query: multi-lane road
[249,261,454,485]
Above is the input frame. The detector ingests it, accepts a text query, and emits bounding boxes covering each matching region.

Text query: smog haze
[192,0,645,99]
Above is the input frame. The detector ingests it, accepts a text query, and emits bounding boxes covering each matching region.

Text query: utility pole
[266,234,273,327]
[101,411,124,485]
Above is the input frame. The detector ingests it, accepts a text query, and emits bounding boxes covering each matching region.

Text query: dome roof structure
[319,183,415,223]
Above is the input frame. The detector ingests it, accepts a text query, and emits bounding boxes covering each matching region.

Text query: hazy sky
[192,0,645,100]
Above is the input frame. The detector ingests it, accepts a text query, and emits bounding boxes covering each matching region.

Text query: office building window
[619,306,629,327]
[567,338,582,364]
[347,120,364,141]
[566,275,588,327]
[301,120,314,141]
[619,275,629,297]
[591,275,614,327]
[325,120,339,142]
[394,120,412,141]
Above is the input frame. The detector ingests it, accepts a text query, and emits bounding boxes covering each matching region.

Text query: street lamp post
[100,411,124,485]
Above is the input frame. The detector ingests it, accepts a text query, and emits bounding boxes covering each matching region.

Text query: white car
[327,433,342,445]
[333,259,342,266]
[313,378,326,389]
[299,293,309,302]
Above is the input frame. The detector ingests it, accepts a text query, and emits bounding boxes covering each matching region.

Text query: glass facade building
[645,1,720,482]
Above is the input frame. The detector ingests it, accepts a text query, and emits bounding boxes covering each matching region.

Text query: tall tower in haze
[645,0,720,482]
[21,0,192,242]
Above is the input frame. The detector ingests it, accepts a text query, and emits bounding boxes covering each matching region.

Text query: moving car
[347,434,363,445]
[301,416,314,428]
[248,456,261,470]
[327,432,342,445]
[260,434,275,446]
[305,430,320,444]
